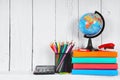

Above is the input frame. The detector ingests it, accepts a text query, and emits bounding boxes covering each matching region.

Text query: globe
[78,11,105,51]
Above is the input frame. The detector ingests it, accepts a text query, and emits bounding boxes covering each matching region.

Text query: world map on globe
[79,13,103,36]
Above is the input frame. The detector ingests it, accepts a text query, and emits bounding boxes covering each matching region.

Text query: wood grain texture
[0,0,9,71]
[33,0,55,69]
[56,0,78,43]
[11,0,32,71]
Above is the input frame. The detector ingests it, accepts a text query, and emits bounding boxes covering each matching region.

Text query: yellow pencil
[57,42,61,53]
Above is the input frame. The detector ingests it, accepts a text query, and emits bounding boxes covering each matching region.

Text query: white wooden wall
[0,0,120,72]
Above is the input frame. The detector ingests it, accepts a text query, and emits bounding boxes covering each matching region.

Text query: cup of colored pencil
[50,41,75,73]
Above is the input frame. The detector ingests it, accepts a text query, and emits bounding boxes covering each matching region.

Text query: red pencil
[50,43,55,53]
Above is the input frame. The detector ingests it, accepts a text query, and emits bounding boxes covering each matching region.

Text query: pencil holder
[55,53,72,73]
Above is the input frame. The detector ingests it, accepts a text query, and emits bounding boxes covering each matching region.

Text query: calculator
[33,65,55,75]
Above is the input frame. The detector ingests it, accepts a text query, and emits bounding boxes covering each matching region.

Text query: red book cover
[73,64,118,70]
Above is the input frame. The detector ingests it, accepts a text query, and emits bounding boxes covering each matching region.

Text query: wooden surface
[0,72,120,80]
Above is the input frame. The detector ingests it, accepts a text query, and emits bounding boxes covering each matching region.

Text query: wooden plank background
[0,0,9,71]
[10,0,32,72]
[33,0,55,71]
[0,0,119,72]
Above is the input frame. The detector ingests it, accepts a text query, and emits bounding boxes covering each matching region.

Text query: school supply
[73,64,118,70]
[73,50,117,57]
[72,69,118,76]
[72,49,118,76]
[33,65,55,75]
[98,43,115,49]
[72,57,117,63]
[50,41,75,73]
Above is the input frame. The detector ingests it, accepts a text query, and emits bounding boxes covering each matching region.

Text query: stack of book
[72,50,118,76]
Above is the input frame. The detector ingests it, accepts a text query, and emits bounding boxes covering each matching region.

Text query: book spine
[72,69,118,76]
[72,58,116,63]
[73,64,118,70]
[72,52,117,57]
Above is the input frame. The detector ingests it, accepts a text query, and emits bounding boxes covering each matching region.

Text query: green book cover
[72,57,117,63]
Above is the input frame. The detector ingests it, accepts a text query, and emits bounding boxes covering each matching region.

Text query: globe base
[86,38,98,51]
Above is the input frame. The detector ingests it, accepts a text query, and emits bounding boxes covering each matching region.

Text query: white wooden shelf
[0,72,119,80]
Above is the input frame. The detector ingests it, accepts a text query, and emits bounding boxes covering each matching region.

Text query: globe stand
[79,11,105,51]
[86,38,98,51]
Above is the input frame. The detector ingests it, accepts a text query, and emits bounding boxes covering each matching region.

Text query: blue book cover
[72,57,116,63]
[72,69,118,76]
